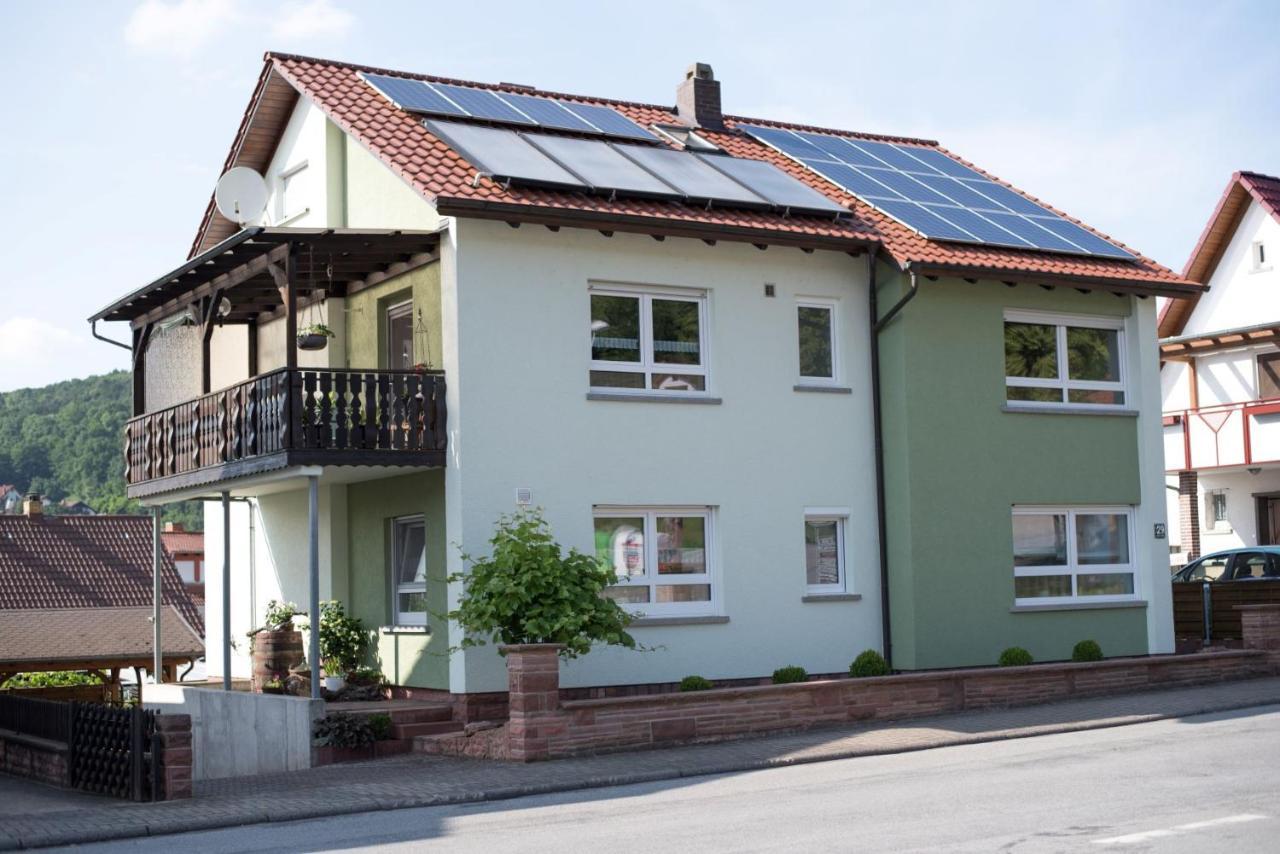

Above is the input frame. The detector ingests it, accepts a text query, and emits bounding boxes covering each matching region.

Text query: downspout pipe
[869,260,921,671]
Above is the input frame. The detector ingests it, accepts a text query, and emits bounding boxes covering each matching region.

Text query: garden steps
[393,720,465,739]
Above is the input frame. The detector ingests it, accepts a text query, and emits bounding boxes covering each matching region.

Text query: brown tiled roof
[0,606,203,667]
[191,53,1196,296]
[1159,171,1280,338]
[0,515,203,634]
[161,531,204,555]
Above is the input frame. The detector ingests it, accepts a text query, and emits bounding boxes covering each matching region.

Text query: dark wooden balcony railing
[124,368,447,493]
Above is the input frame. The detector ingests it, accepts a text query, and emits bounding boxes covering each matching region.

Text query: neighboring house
[88,54,1197,698]
[0,497,204,685]
[0,485,21,515]
[161,522,205,619]
[57,497,96,515]
[1160,171,1280,565]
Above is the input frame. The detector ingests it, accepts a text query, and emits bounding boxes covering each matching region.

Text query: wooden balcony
[1163,397,1280,472]
[124,368,446,497]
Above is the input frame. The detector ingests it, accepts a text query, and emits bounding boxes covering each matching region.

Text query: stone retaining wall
[0,731,69,787]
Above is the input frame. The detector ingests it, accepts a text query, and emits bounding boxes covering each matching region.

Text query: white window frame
[803,508,848,594]
[386,298,414,369]
[594,506,718,618]
[796,298,840,385]
[275,160,309,224]
[391,514,427,627]
[1012,505,1139,606]
[1252,240,1271,273]
[1004,309,1127,411]
[1206,490,1231,532]
[589,284,710,394]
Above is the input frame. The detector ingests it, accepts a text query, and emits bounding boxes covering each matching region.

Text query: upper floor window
[1004,310,1126,409]
[276,161,308,224]
[590,286,707,393]
[387,300,415,369]
[797,299,838,384]
[595,507,715,617]
[1253,240,1270,272]
[1012,506,1137,605]
[392,515,427,626]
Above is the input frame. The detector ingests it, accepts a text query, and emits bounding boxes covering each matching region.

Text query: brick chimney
[23,494,42,517]
[163,522,185,533]
[675,62,723,130]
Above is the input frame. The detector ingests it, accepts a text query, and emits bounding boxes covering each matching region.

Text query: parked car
[1173,546,1280,582]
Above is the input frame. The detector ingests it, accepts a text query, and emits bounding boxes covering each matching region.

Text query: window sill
[628,615,729,627]
[794,384,852,394]
[586,392,722,405]
[380,625,431,635]
[1009,600,1147,613]
[801,592,862,603]
[276,207,311,226]
[1001,404,1139,418]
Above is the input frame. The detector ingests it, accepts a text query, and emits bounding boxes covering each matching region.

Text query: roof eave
[904,260,1203,298]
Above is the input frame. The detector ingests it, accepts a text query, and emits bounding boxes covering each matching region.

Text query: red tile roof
[193,53,1198,295]
[0,515,203,635]
[1159,171,1280,338]
[160,530,204,555]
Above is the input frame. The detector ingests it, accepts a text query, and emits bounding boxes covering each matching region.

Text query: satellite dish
[214,167,268,226]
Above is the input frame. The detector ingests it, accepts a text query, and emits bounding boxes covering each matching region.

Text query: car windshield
[1183,555,1229,581]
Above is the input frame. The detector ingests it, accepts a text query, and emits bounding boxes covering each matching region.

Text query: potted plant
[250,600,305,693]
[262,674,286,695]
[317,600,367,695]
[297,323,335,351]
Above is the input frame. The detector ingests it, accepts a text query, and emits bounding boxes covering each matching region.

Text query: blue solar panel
[801,160,904,200]
[923,206,1035,248]
[432,84,535,125]
[559,102,658,141]
[363,74,468,117]
[874,200,977,241]
[499,92,597,132]
[739,124,1136,259]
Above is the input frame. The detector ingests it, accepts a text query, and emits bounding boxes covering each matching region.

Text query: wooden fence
[1173,580,1280,644]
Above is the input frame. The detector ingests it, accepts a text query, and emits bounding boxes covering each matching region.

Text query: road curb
[7,695,1280,849]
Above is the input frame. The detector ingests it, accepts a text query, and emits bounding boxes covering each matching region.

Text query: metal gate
[69,703,160,801]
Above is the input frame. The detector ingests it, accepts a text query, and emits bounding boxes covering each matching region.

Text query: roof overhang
[905,261,1203,299]
[1159,319,1280,360]
[90,227,442,327]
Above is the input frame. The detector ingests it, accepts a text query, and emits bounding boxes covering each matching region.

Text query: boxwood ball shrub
[366,713,393,741]
[1072,639,1104,662]
[772,665,809,684]
[849,649,890,678]
[679,675,713,692]
[998,647,1034,667]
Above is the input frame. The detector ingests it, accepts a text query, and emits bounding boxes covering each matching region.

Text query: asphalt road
[58,705,1280,853]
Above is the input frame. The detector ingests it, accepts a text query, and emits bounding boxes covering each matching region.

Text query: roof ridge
[265,51,676,113]
[723,114,938,147]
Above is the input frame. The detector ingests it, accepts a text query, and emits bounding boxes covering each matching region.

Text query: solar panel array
[426,120,847,216]
[739,124,1134,259]
[363,73,658,142]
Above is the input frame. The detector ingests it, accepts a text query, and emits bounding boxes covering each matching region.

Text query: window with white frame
[594,508,715,616]
[275,161,308,223]
[804,512,847,593]
[391,515,427,625]
[1011,507,1137,605]
[589,286,708,393]
[1207,491,1229,530]
[1253,240,1270,272]
[797,299,838,384]
[1004,310,1126,408]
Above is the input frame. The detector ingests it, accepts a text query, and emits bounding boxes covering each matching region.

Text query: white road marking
[1093,813,1268,845]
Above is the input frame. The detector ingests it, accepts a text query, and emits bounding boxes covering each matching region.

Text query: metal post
[307,475,321,699]
[1202,581,1213,646]
[152,506,163,684]
[222,491,232,690]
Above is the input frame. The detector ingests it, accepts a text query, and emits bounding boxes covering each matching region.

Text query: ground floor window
[804,511,847,593]
[392,515,427,625]
[594,507,715,617]
[1011,506,1137,605]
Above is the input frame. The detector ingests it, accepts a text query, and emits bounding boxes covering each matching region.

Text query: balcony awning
[1160,319,1280,359]
[89,227,443,326]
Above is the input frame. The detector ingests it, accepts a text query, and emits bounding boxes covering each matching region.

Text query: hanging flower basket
[298,324,335,351]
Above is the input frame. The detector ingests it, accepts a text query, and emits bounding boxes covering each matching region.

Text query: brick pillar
[1239,604,1280,673]
[154,713,193,799]
[500,643,566,762]
[1178,471,1201,561]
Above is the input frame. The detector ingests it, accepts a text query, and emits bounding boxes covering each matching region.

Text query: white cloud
[0,318,128,393]
[124,0,242,55]
[270,0,355,41]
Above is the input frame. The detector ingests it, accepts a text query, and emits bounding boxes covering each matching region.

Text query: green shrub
[4,671,104,689]
[263,600,303,630]
[772,665,808,684]
[349,666,386,686]
[312,712,374,748]
[849,650,890,678]
[679,675,713,692]
[1071,640,1104,662]
[318,600,368,676]
[366,713,393,741]
[998,647,1034,667]
[449,508,636,659]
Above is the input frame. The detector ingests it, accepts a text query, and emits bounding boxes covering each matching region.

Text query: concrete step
[392,720,464,739]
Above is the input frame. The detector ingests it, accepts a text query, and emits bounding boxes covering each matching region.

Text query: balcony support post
[152,505,163,684]
[201,297,218,395]
[247,319,259,377]
[132,324,153,417]
[222,490,232,691]
[307,475,321,699]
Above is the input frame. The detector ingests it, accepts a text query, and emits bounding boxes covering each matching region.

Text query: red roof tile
[0,515,203,635]
[194,53,1197,295]
[160,531,203,555]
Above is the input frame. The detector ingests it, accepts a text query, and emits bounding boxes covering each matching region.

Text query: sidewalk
[4,675,1280,850]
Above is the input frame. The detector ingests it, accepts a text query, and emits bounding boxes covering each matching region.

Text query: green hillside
[0,371,201,529]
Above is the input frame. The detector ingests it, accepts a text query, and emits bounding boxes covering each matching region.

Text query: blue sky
[1,0,1276,391]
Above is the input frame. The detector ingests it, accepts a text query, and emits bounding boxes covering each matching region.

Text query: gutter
[89,319,132,352]
[869,259,921,671]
